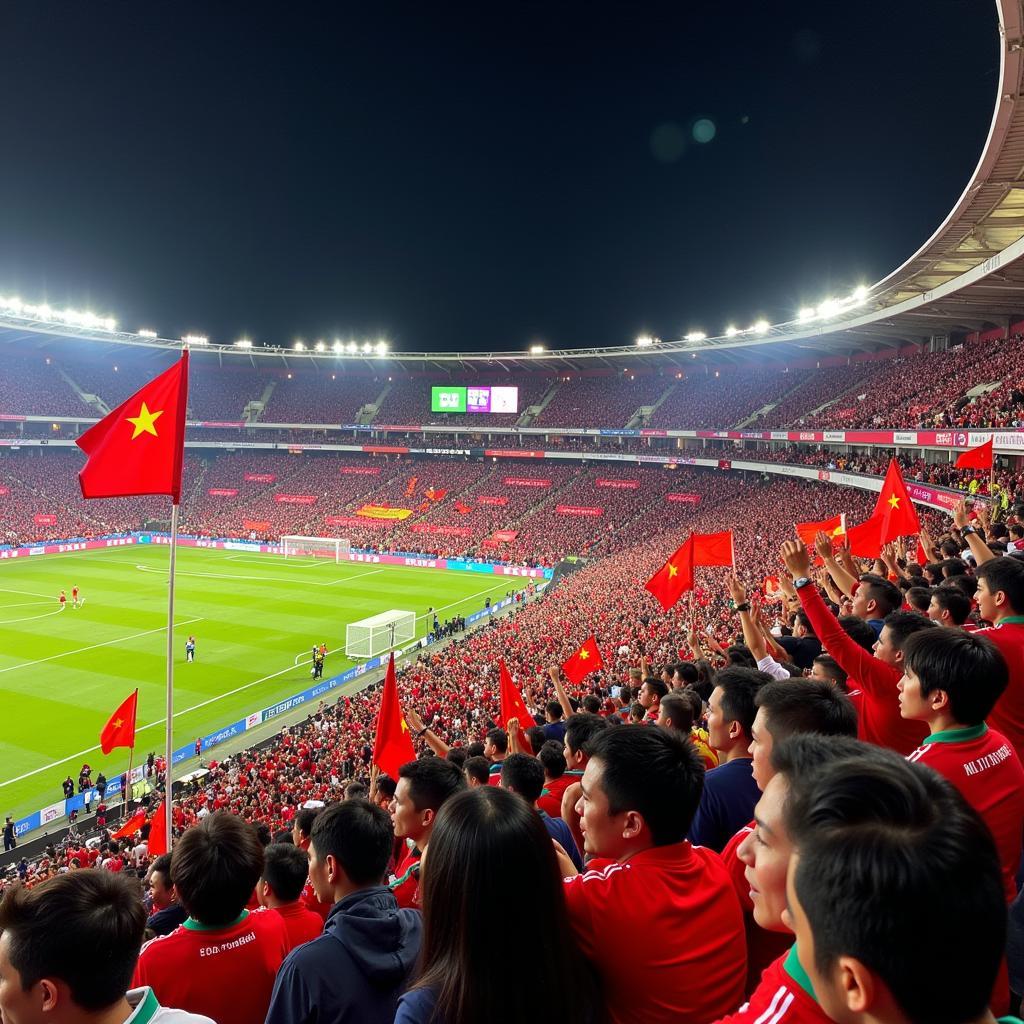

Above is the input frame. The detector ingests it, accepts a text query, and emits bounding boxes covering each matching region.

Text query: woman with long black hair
[394,785,601,1024]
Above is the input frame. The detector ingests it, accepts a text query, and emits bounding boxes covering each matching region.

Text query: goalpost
[346,609,416,660]
[281,536,351,562]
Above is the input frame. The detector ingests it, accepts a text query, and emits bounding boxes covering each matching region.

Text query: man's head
[500,753,546,804]
[748,679,858,790]
[291,806,319,850]
[851,575,902,622]
[784,746,1005,1024]
[975,556,1024,623]
[870,611,936,669]
[537,740,566,781]
[707,668,768,757]
[656,692,695,734]
[898,627,1008,727]
[393,758,467,845]
[638,677,667,712]
[0,871,146,1021]
[809,654,847,690]
[308,799,393,905]
[544,700,563,724]
[926,586,971,627]
[258,842,314,908]
[145,853,175,911]
[575,725,703,861]
[563,713,610,770]
[483,728,508,762]
[463,755,490,787]
[903,586,932,614]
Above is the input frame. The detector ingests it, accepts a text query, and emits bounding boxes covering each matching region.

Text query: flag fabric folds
[372,653,416,778]
[645,531,734,611]
[76,352,189,502]
[871,459,921,546]
[845,516,884,560]
[356,505,414,520]
[561,636,604,686]
[795,514,846,550]
[148,801,169,857]
[100,690,139,755]
[955,438,994,470]
[499,659,534,755]
[110,808,147,839]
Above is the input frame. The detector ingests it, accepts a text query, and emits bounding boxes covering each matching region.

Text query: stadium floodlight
[529,343,545,354]
[332,341,343,353]
[294,340,306,351]
[725,326,739,338]
[817,298,840,317]
[798,307,816,322]
[314,341,325,352]
[752,320,770,334]
[234,338,252,349]
[182,334,209,345]
[137,328,158,338]
[346,341,358,354]
[374,340,388,355]
[852,285,869,302]
[361,342,372,354]
[635,334,655,347]
[684,331,706,343]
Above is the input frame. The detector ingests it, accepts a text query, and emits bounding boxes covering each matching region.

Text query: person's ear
[621,810,644,841]
[835,956,875,1015]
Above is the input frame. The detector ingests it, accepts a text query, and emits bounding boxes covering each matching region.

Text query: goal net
[281,536,350,562]
[346,609,416,660]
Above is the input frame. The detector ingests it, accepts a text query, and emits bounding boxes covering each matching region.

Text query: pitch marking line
[0,586,59,601]
[0,605,66,626]
[134,564,385,587]
[0,615,204,677]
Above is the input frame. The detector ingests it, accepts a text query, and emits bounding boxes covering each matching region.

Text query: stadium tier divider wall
[3,456,973,839]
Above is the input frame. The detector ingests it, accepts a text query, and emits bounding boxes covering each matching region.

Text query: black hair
[399,757,467,813]
[581,695,602,714]
[587,725,704,846]
[564,713,610,757]
[464,756,490,785]
[537,740,566,780]
[945,573,979,600]
[375,774,398,799]
[939,557,968,578]
[466,742,485,758]
[674,662,699,685]
[712,667,769,738]
[812,654,847,689]
[309,799,393,888]
[976,556,1024,614]
[413,787,596,1024]
[904,586,933,613]
[148,852,172,879]
[902,628,1008,725]
[881,609,936,650]
[525,725,549,754]
[785,746,1005,1024]
[0,871,146,1011]
[261,842,314,902]
[658,692,695,733]
[641,677,668,701]
[929,586,971,625]
[445,748,468,771]
[755,678,857,741]
[857,574,902,616]
[725,645,757,669]
[485,728,508,755]
[500,753,546,803]
[545,700,564,721]
[837,614,876,652]
[170,812,265,926]
[293,807,319,839]
[792,610,816,637]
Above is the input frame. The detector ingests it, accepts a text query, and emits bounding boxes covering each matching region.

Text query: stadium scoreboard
[431,385,519,414]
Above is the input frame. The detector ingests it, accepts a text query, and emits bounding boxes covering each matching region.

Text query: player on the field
[72,585,80,608]
[185,636,196,663]
[58,590,66,609]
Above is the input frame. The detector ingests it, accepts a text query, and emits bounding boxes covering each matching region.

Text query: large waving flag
[796,514,846,551]
[76,352,189,502]
[955,438,993,471]
[110,807,147,840]
[561,636,604,686]
[372,653,416,778]
[645,531,734,611]
[499,659,534,755]
[872,459,921,544]
[100,690,139,755]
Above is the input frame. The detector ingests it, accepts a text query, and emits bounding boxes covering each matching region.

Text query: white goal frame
[346,609,416,660]
[281,536,351,562]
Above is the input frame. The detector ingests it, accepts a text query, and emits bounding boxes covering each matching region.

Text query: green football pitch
[0,545,515,822]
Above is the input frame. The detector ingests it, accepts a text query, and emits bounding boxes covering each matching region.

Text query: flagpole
[124,744,135,817]
[164,500,180,850]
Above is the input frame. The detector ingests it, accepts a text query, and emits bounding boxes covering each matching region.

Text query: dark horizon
[0,1,1000,353]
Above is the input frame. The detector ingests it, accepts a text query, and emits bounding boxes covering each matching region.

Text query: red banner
[477,495,509,506]
[362,445,409,455]
[556,505,604,517]
[487,449,545,458]
[207,488,239,497]
[325,515,390,528]
[409,524,473,538]
[595,479,640,489]
[341,466,382,476]
[242,519,271,531]
[504,477,551,488]
[666,493,701,503]
[33,514,57,526]
[274,494,318,505]
[244,473,277,483]
[491,529,518,542]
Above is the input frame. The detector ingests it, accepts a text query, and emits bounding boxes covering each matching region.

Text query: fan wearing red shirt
[973,556,1024,764]
[292,806,333,921]
[784,739,1011,1024]
[638,677,667,722]
[132,811,289,1024]
[388,757,467,908]
[536,741,572,818]
[781,540,936,755]
[257,843,324,951]
[899,628,1024,902]
[562,725,746,1024]
[560,713,611,853]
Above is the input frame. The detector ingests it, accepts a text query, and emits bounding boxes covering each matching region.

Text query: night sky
[0,1,999,353]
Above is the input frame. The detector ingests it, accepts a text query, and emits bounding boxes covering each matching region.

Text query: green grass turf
[0,545,514,821]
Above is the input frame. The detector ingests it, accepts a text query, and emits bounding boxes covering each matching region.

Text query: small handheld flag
[372,653,416,778]
[100,690,139,755]
[955,438,993,471]
[561,636,604,686]
[499,660,534,755]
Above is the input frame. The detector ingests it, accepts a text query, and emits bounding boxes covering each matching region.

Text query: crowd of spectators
[534,374,670,428]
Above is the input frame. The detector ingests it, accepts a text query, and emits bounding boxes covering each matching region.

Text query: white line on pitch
[0,606,66,626]
[0,586,60,601]
[0,616,204,676]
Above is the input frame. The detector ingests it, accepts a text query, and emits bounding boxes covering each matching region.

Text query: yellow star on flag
[400,717,409,733]
[667,563,678,577]
[887,494,901,510]
[127,402,163,440]
[579,649,590,659]
[112,717,123,729]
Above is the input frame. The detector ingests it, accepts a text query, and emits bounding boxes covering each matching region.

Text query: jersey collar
[125,987,161,1024]
[924,723,988,745]
[784,944,818,1001]
[183,910,248,931]
[995,615,1024,626]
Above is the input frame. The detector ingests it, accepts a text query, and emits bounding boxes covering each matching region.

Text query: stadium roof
[1,0,1023,373]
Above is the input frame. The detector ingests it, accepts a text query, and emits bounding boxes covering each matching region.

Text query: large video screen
[431,385,518,414]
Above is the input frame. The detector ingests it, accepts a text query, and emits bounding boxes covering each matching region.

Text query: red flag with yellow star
[100,689,138,755]
[871,459,921,544]
[372,653,416,779]
[76,352,189,502]
[499,659,534,755]
[644,531,733,611]
[561,636,604,686]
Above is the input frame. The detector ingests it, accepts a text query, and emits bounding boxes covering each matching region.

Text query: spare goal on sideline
[346,610,416,660]
[281,536,351,562]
